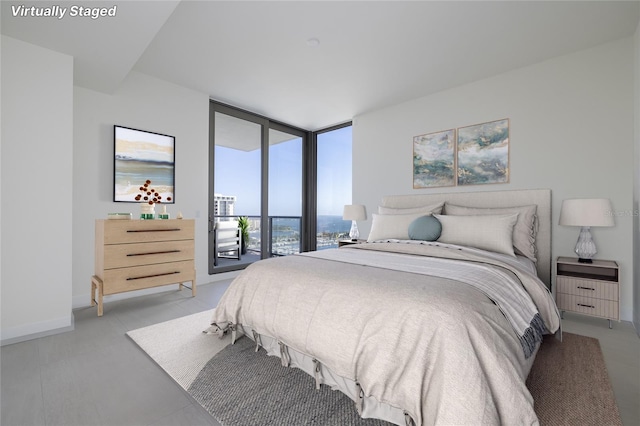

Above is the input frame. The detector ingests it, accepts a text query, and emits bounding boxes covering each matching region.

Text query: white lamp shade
[343,204,367,221]
[558,198,614,227]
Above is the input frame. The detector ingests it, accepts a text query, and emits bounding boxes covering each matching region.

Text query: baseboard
[1,313,75,346]
[72,271,240,310]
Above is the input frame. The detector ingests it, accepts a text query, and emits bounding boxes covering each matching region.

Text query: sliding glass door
[209,102,307,274]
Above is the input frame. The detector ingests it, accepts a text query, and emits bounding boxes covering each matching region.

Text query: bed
[207,189,561,425]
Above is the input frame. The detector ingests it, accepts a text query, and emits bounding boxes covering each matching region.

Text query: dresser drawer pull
[577,303,595,309]
[576,286,595,291]
[126,271,180,281]
[127,250,180,257]
[127,228,181,233]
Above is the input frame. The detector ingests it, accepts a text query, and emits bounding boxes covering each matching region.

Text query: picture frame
[413,128,456,188]
[456,118,509,186]
[113,125,175,203]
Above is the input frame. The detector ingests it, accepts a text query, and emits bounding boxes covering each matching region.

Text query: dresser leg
[97,284,103,317]
[560,310,564,319]
[608,319,612,329]
[91,276,104,317]
[91,279,96,307]
[178,279,196,297]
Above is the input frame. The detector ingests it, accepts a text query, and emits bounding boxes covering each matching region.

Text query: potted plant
[237,216,250,254]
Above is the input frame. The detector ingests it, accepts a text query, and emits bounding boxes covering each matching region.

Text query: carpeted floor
[127,310,622,426]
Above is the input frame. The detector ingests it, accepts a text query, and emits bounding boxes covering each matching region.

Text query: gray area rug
[128,310,622,426]
[189,336,388,425]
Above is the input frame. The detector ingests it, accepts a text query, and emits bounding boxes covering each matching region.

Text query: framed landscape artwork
[413,129,456,188]
[457,119,509,186]
[113,125,175,203]
[413,118,510,188]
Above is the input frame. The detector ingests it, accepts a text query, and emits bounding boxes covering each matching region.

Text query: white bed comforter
[210,242,560,425]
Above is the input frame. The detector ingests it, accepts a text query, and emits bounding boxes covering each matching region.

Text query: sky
[215,125,352,217]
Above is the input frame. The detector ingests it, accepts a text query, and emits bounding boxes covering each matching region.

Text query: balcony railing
[214,214,352,264]
[214,215,302,257]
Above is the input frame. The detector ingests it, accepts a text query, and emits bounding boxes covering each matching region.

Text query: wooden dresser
[555,256,619,328]
[92,219,196,316]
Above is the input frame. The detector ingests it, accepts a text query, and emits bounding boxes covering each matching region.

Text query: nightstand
[555,256,619,328]
[338,239,366,247]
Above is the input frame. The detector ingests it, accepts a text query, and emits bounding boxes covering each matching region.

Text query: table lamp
[343,204,367,241]
[558,198,614,263]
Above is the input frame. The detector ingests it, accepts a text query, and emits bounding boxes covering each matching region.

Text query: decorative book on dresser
[555,256,619,328]
[92,219,196,316]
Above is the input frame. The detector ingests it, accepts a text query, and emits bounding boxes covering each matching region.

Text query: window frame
[208,100,310,274]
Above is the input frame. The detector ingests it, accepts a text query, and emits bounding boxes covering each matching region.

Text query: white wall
[633,21,640,334]
[73,72,229,308]
[1,36,74,343]
[353,38,635,321]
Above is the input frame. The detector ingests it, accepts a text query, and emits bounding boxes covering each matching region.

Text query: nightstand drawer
[556,293,619,320]
[102,260,195,295]
[102,220,194,244]
[103,240,194,269]
[556,276,618,301]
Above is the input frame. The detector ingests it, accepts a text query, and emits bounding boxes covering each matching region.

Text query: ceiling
[2,1,639,130]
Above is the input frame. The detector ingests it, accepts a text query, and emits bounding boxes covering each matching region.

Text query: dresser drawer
[103,240,194,269]
[556,293,619,320]
[556,276,618,301]
[102,260,195,295]
[101,220,194,244]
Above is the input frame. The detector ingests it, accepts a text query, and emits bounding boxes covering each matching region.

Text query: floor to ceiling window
[269,126,303,256]
[209,101,352,273]
[315,123,353,249]
[209,102,308,274]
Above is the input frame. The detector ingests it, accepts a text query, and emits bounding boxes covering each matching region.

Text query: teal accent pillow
[408,215,442,241]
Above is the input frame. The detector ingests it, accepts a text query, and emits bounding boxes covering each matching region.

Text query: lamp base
[574,226,597,263]
[349,220,360,241]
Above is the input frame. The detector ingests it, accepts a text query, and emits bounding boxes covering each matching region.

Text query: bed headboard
[381,189,552,287]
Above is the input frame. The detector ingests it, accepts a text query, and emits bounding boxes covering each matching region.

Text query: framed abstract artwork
[113,125,175,203]
[413,129,456,188]
[456,118,509,186]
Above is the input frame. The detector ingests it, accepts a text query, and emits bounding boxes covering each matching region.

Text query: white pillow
[378,201,444,215]
[444,203,537,261]
[434,213,519,257]
[367,212,431,242]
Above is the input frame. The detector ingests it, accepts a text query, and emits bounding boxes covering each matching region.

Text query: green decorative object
[140,203,155,220]
[158,205,170,219]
